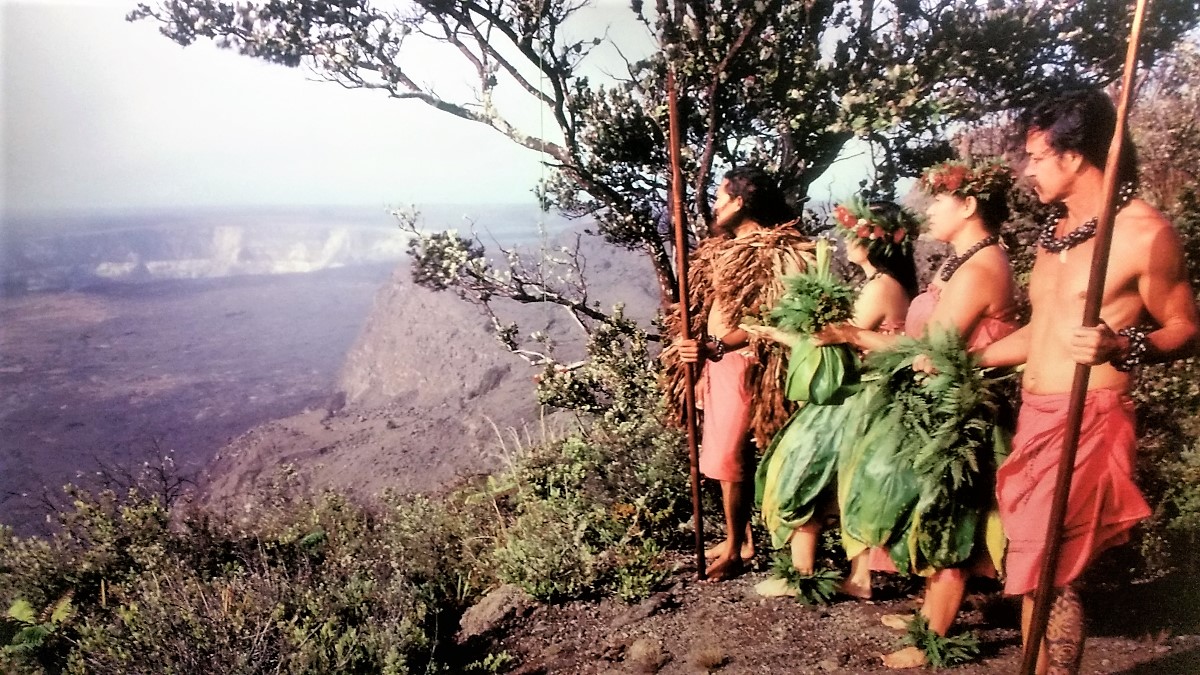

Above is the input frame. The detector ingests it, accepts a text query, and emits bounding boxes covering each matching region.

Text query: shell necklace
[938,235,1000,283]
[1038,182,1136,262]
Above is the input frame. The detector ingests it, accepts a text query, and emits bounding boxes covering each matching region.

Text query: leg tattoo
[1044,586,1085,675]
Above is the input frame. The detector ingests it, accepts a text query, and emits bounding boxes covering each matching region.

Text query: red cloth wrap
[996,388,1151,595]
[699,352,754,482]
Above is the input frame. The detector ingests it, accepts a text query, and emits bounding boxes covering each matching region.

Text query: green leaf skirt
[756,389,866,550]
[838,332,1012,575]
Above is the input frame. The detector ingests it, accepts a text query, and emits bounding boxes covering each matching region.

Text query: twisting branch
[456,13,555,107]
[394,209,661,367]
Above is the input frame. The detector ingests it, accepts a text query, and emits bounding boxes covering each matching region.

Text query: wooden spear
[666,66,707,581]
[1020,1,1150,672]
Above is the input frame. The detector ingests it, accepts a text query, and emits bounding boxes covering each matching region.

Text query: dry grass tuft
[626,637,668,673]
[688,641,728,671]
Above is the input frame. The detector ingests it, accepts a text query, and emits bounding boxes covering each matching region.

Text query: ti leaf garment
[754,313,903,551]
[839,285,1018,576]
[661,228,815,451]
[756,380,867,549]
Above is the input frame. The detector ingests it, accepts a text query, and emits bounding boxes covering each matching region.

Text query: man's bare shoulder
[1116,198,1173,234]
[1114,198,1180,255]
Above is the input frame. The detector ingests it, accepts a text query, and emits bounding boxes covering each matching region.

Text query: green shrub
[611,538,670,603]
[0,483,501,674]
[493,498,605,601]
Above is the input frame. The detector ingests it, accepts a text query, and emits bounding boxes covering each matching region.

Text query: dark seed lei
[938,235,1000,282]
[856,269,884,292]
[1038,181,1137,255]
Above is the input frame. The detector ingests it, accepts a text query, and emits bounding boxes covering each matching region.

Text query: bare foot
[705,554,746,581]
[704,539,754,562]
[838,578,872,600]
[881,646,927,669]
[880,613,913,631]
[704,539,728,560]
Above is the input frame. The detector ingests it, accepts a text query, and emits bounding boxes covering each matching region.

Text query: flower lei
[831,198,915,259]
[919,158,1014,200]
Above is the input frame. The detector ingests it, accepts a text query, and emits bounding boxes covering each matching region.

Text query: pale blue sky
[2,0,558,217]
[2,0,869,219]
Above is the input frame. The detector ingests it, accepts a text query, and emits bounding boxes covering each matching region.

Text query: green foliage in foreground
[0,483,497,674]
[0,413,687,674]
[0,318,689,674]
[0,415,688,674]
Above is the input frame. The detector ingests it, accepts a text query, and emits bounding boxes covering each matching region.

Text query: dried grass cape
[662,227,815,448]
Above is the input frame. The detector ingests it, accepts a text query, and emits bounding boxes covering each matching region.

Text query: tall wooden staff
[666,66,707,580]
[1020,0,1150,672]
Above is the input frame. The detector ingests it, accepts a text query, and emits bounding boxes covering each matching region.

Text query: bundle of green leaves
[768,552,843,605]
[768,239,856,336]
[901,614,981,668]
[768,238,859,404]
[861,329,1013,572]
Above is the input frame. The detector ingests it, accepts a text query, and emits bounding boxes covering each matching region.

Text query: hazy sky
[2,0,563,217]
[2,0,867,219]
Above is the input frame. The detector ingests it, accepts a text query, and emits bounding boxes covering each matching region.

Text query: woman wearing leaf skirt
[748,200,918,600]
[818,160,1020,669]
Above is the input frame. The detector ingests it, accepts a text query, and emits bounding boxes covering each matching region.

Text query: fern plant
[2,593,74,657]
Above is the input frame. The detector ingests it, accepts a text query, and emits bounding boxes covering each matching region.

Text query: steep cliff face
[337,230,663,411]
[202,234,664,509]
[338,267,528,408]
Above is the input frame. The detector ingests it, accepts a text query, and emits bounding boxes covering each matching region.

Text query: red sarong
[699,352,753,482]
[996,388,1150,596]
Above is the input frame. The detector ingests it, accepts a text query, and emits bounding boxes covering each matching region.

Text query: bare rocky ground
[485,554,1200,674]
[0,264,393,533]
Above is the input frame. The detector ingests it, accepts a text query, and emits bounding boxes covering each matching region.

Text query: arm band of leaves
[707,334,726,362]
[1112,325,1151,372]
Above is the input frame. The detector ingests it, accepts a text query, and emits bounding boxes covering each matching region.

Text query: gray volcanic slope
[0,265,393,534]
[200,234,662,514]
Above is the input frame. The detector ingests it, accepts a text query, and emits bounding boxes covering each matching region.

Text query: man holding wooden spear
[667,167,812,581]
[979,88,1199,674]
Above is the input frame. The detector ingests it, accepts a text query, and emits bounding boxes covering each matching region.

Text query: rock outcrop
[202,232,662,511]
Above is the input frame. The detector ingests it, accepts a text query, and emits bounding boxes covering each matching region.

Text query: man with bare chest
[979,89,1199,674]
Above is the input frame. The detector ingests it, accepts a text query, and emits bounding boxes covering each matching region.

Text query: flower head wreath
[918,158,1014,200]
[831,198,917,259]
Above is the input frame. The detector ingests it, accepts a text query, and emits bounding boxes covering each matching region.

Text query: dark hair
[1019,88,1138,187]
[865,201,919,299]
[973,190,1011,234]
[722,166,795,227]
